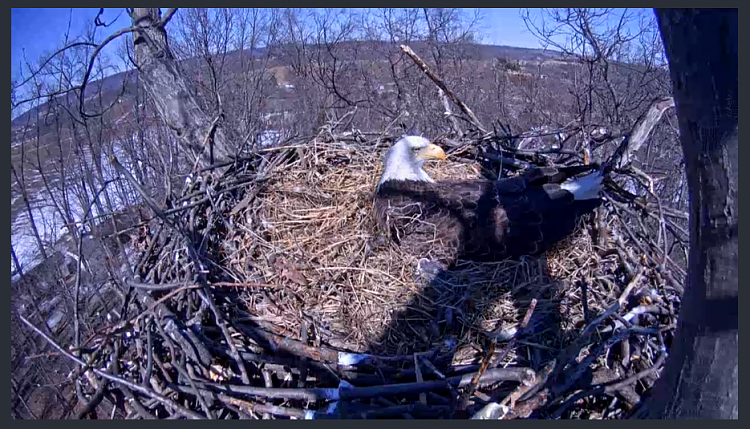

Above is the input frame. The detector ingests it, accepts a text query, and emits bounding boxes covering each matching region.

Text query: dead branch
[400,44,487,134]
[615,97,675,168]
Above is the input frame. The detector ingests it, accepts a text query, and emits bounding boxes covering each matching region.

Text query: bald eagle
[374,136,603,270]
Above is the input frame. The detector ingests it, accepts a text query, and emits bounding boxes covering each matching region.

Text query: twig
[606,331,667,394]
[79,26,140,118]
[12,42,95,95]
[552,328,640,398]
[492,298,538,368]
[127,280,190,291]
[377,396,415,419]
[218,393,330,419]
[189,113,224,174]
[438,88,464,136]
[548,387,605,419]
[72,180,117,391]
[420,356,459,403]
[18,315,206,420]
[193,285,252,385]
[414,355,427,405]
[109,155,176,230]
[127,280,278,291]
[75,346,117,419]
[458,340,496,410]
[153,318,215,419]
[517,271,643,407]
[113,152,251,384]
[604,352,666,394]
[359,403,450,419]
[548,335,666,419]
[128,285,197,325]
[111,340,158,420]
[581,280,591,324]
[191,367,535,403]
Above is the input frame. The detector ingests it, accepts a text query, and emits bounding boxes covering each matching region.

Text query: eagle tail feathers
[560,170,604,200]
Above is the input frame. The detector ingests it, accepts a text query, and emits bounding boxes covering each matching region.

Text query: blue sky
[11,8,545,79]
[11,8,130,79]
[476,8,544,48]
[11,8,653,81]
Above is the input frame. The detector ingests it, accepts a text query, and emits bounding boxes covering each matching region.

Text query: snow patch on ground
[11,139,138,277]
[258,130,283,148]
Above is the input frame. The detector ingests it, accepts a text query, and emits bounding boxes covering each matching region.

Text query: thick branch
[616,96,675,168]
[158,8,178,28]
[400,44,487,134]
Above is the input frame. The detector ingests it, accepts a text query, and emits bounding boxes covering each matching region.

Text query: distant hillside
[10,41,565,131]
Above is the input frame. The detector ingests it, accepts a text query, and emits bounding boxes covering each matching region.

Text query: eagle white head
[378,136,447,186]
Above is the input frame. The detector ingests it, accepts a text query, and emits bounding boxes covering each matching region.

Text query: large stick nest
[41,125,684,420]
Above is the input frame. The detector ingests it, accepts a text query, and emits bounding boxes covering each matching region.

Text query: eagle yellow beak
[417,143,447,161]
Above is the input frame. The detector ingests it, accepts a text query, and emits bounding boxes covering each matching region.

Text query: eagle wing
[374,179,496,266]
[494,165,602,256]
[374,165,602,264]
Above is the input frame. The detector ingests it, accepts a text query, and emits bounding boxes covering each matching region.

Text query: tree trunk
[646,9,738,419]
[129,8,232,168]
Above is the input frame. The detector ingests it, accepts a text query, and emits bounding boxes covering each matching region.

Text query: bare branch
[18,315,206,420]
[400,44,487,134]
[158,8,179,28]
[78,25,138,118]
[616,96,675,168]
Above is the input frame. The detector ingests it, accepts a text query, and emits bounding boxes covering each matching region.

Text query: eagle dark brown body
[374,165,602,266]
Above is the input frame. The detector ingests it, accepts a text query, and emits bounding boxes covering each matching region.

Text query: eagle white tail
[560,170,604,200]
